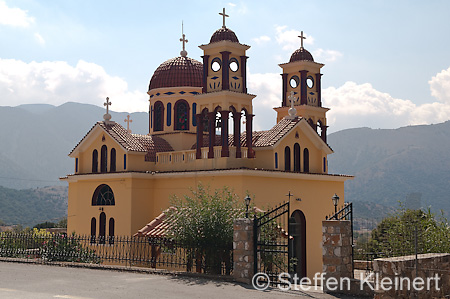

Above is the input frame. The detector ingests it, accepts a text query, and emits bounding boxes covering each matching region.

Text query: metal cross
[104,97,111,114]
[124,114,133,133]
[219,7,229,28]
[286,191,294,202]
[180,21,188,56]
[298,31,306,48]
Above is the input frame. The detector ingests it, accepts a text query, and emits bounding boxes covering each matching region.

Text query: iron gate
[253,201,291,286]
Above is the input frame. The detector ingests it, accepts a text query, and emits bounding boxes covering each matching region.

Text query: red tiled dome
[289,48,314,63]
[210,27,239,43]
[148,56,203,91]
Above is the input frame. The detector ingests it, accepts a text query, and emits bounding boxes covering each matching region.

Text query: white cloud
[252,35,271,44]
[247,67,450,132]
[275,26,314,51]
[313,49,343,62]
[228,2,236,7]
[0,0,34,27]
[34,33,45,45]
[0,58,148,112]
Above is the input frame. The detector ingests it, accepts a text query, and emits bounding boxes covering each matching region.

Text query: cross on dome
[298,31,306,49]
[103,97,113,123]
[219,7,229,28]
[180,21,188,57]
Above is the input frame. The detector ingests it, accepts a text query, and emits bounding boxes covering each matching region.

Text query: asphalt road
[0,262,357,299]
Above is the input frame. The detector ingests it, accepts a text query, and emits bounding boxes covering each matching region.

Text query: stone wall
[232,218,254,284]
[373,253,450,299]
[322,220,353,280]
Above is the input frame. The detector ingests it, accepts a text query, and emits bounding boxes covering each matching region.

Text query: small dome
[149,56,203,91]
[289,48,314,63]
[210,27,239,43]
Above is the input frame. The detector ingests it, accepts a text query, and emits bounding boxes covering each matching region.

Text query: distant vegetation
[0,185,67,226]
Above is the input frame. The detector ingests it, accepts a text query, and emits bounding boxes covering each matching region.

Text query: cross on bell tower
[219,7,229,28]
[180,21,188,57]
[298,31,306,49]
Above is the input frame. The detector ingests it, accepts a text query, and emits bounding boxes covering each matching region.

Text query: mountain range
[0,102,449,225]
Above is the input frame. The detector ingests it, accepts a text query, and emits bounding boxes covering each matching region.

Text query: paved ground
[0,262,361,299]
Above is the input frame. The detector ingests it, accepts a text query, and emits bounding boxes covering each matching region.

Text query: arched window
[101,145,107,173]
[92,184,115,206]
[323,157,327,173]
[192,103,197,127]
[109,218,115,245]
[154,101,164,132]
[284,146,291,171]
[303,148,310,173]
[275,152,278,169]
[110,148,116,172]
[92,150,98,173]
[90,217,96,244]
[99,212,106,244]
[294,143,301,172]
[174,100,190,130]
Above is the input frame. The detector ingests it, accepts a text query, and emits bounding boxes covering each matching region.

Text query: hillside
[0,185,67,226]
[328,121,450,217]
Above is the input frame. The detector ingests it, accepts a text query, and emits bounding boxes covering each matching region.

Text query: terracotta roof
[289,47,314,63]
[148,56,203,91]
[69,122,174,156]
[210,27,239,43]
[254,118,302,147]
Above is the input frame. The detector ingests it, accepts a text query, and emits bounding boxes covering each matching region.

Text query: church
[62,9,352,278]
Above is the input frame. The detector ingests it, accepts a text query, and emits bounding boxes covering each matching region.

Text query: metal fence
[0,232,232,275]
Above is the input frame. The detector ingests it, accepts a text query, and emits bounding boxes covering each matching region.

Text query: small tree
[167,184,245,274]
[357,205,450,259]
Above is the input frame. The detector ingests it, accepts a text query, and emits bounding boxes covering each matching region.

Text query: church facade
[62,12,352,278]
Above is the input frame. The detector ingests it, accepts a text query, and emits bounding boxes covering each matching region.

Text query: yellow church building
[62,12,352,279]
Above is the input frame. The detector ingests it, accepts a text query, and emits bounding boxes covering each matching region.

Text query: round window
[229,58,239,72]
[211,57,221,72]
[290,75,299,88]
[306,76,314,88]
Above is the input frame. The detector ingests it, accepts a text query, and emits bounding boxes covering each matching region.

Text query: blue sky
[1,0,450,132]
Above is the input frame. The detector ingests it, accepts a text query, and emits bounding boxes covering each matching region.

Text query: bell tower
[274,31,329,142]
[195,8,256,159]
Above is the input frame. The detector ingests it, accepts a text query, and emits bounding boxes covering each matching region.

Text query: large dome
[289,48,314,63]
[148,56,203,91]
[210,27,239,43]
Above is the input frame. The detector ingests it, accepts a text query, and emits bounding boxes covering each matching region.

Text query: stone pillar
[202,55,209,93]
[232,111,241,158]
[220,110,229,157]
[322,220,353,291]
[300,70,308,105]
[196,114,203,159]
[221,51,230,90]
[321,126,328,143]
[245,114,254,158]
[315,73,322,107]
[208,112,215,158]
[233,218,254,284]
[240,56,248,93]
[281,73,288,106]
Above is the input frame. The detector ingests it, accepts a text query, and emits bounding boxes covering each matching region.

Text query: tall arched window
[92,184,115,206]
[303,148,310,173]
[167,103,172,127]
[284,146,291,171]
[153,101,164,132]
[109,218,115,245]
[101,145,107,173]
[90,217,96,244]
[174,100,190,130]
[99,212,106,244]
[92,150,98,173]
[294,143,301,172]
[110,148,116,172]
